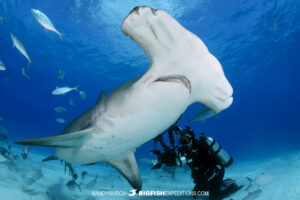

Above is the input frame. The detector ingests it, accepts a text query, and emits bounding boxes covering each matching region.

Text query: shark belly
[54,80,190,164]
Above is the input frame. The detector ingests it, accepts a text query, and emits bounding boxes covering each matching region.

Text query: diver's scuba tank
[201,134,233,167]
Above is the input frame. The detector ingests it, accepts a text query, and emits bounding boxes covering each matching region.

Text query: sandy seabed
[0,143,299,200]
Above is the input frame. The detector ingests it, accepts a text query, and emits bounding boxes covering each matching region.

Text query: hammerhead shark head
[16,6,233,191]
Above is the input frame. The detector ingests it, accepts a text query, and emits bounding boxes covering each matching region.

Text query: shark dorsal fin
[94,90,106,113]
[106,151,142,191]
[59,91,105,135]
[96,90,105,105]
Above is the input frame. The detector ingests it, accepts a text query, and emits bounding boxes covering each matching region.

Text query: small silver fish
[11,33,35,70]
[31,9,65,39]
[0,60,6,71]
[69,98,76,107]
[22,67,31,79]
[56,118,66,124]
[0,126,7,134]
[21,145,31,159]
[24,145,30,154]
[57,67,65,81]
[81,171,88,179]
[79,91,87,100]
[0,17,5,24]
[86,175,98,189]
[54,107,67,113]
[52,86,79,95]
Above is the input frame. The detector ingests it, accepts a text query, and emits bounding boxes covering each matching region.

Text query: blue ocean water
[0,0,299,199]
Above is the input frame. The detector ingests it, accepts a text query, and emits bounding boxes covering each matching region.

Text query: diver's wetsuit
[181,138,226,200]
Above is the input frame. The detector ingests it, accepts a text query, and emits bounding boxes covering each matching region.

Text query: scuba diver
[151,124,241,200]
[178,127,242,200]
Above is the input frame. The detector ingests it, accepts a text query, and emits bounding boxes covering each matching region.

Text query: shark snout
[206,78,233,114]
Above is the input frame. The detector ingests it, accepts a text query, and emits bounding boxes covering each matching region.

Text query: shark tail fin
[15,128,93,148]
[43,155,58,162]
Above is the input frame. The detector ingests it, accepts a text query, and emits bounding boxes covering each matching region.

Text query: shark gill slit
[154,75,191,93]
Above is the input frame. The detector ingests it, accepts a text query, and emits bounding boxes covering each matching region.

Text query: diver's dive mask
[179,133,193,145]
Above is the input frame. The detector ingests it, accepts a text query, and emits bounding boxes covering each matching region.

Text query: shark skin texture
[15,6,233,191]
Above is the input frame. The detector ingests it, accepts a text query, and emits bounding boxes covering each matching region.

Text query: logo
[128,189,137,196]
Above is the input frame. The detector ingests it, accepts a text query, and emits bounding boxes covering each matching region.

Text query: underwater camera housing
[151,149,184,168]
[203,136,233,167]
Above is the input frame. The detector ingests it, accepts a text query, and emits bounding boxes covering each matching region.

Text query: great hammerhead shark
[16,6,233,191]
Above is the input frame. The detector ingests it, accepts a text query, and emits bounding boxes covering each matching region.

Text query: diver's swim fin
[106,151,142,191]
[15,128,93,148]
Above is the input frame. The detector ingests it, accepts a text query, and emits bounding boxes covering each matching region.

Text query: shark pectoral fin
[15,128,93,148]
[190,106,216,122]
[106,151,142,191]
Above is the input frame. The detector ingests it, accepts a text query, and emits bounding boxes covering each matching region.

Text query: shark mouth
[154,75,191,93]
